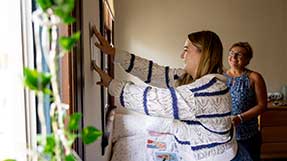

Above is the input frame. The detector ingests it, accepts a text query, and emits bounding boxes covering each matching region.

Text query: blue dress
[225,71,261,161]
[231,144,253,161]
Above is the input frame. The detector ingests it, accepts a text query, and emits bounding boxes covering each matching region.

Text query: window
[0,1,86,160]
[0,1,36,160]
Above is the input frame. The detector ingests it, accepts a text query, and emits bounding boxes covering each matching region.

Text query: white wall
[115,0,287,92]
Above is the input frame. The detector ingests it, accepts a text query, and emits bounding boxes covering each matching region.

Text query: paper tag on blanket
[148,130,171,136]
[154,151,179,161]
[146,139,166,150]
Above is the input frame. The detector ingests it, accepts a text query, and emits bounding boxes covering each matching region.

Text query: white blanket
[111,111,189,161]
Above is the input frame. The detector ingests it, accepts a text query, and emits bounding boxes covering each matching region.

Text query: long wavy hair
[176,31,223,86]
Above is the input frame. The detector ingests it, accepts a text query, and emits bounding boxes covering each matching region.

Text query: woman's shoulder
[247,70,264,82]
[245,69,266,89]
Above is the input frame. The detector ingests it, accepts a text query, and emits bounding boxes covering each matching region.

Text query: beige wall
[115,0,287,92]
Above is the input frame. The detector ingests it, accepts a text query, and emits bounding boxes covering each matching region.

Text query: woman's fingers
[94,42,101,48]
[92,61,105,77]
[91,25,116,56]
[91,61,100,71]
[96,81,104,86]
[92,25,108,45]
[92,61,112,87]
[94,42,115,56]
[94,42,104,51]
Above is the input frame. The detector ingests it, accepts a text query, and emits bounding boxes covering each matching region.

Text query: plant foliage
[7,0,103,160]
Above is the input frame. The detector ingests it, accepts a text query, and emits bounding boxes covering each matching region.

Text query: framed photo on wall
[99,0,115,155]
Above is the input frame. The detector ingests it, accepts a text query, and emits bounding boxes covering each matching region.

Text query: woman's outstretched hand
[231,115,241,126]
[92,60,113,87]
[92,25,115,56]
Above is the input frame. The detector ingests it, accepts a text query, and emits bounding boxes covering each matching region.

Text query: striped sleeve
[108,74,232,120]
[115,50,185,88]
[108,79,195,119]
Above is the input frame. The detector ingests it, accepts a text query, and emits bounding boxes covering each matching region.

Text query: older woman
[92,27,251,161]
[225,42,267,161]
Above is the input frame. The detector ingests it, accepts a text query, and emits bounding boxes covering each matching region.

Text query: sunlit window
[0,1,35,160]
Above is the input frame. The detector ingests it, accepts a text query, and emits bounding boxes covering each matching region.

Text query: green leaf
[59,32,81,51]
[43,88,53,95]
[53,0,75,24]
[60,1,75,15]
[3,159,16,161]
[81,126,102,144]
[44,135,56,154]
[71,31,81,40]
[54,6,67,20]
[68,113,82,131]
[23,68,51,94]
[53,0,64,5]
[65,154,76,161]
[36,0,53,11]
[54,10,76,24]
[62,15,76,24]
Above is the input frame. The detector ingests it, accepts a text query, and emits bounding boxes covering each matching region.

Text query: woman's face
[180,39,202,76]
[228,46,250,70]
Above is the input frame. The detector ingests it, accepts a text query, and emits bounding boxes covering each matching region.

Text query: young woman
[92,26,252,161]
[225,42,267,161]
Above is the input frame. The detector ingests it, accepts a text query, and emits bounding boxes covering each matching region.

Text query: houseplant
[6,0,101,160]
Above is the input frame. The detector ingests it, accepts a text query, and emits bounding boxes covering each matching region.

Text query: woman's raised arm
[92,25,184,88]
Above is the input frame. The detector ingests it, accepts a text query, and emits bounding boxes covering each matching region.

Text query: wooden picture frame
[99,0,115,155]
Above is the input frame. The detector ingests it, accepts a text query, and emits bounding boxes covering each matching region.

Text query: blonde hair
[176,31,223,86]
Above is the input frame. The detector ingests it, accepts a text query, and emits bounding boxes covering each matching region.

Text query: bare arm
[240,72,267,122]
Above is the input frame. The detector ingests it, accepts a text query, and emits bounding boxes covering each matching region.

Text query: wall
[115,0,287,92]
